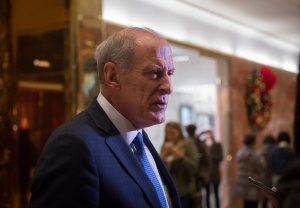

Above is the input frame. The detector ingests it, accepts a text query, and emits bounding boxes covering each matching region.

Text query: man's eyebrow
[169,67,176,72]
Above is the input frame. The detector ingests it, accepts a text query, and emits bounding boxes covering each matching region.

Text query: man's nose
[159,76,173,94]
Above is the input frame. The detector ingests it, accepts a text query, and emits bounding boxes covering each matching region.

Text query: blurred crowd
[159,121,296,208]
[160,122,223,208]
[234,131,295,208]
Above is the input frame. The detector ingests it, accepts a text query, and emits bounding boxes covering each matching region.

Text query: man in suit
[29,27,181,208]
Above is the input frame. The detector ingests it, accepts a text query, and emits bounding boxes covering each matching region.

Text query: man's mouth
[153,101,168,109]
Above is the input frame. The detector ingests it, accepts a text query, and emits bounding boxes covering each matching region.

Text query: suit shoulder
[46,110,105,147]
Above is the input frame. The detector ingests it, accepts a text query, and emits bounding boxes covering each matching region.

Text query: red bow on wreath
[246,66,277,130]
[260,66,277,92]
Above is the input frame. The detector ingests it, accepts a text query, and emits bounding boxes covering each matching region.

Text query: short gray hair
[94,32,135,84]
[94,27,163,84]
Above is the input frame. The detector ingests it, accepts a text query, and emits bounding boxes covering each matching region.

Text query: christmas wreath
[246,66,276,130]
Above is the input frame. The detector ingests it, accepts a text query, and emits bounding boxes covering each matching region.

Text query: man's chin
[152,113,166,124]
[135,115,165,129]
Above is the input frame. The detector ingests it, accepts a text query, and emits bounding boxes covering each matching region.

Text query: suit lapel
[106,135,162,208]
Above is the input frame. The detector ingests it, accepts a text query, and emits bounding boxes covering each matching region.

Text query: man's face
[117,35,175,129]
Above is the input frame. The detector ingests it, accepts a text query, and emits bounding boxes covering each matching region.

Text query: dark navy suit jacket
[30,98,181,208]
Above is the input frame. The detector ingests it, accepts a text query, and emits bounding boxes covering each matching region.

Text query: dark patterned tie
[133,132,168,208]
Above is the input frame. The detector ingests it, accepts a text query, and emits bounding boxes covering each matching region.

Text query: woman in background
[160,122,198,208]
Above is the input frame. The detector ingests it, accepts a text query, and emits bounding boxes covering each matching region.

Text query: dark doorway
[17,88,65,207]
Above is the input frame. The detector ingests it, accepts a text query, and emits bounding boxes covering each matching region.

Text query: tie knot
[135,132,144,146]
[136,131,143,142]
[133,132,144,155]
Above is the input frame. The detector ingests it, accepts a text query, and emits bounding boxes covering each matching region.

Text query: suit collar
[96,93,137,135]
[86,97,119,135]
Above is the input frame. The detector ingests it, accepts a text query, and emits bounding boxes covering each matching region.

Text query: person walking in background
[269,131,295,186]
[257,135,276,208]
[160,121,198,208]
[186,124,208,208]
[29,27,181,208]
[235,134,263,208]
[199,129,223,208]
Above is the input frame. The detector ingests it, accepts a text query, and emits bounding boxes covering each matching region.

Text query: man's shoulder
[46,110,105,145]
[55,110,93,133]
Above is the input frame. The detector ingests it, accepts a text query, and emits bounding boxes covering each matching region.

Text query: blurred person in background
[269,131,295,186]
[276,156,300,208]
[199,129,223,208]
[186,124,209,208]
[161,121,198,208]
[257,134,276,208]
[235,133,263,208]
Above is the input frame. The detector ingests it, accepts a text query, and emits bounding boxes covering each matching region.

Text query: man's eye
[150,70,162,79]
[168,70,175,76]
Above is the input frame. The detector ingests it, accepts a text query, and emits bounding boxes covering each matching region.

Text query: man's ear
[103,62,121,89]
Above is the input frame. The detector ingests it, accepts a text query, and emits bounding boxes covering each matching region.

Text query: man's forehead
[135,38,172,54]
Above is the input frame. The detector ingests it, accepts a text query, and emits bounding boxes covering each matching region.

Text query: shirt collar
[97,93,141,145]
